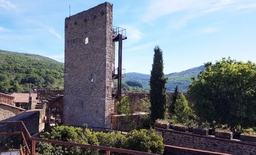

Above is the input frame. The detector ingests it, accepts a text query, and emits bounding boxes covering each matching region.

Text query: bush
[95,131,126,148]
[116,96,132,114]
[125,129,164,154]
[36,125,99,155]
[37,126,164,155]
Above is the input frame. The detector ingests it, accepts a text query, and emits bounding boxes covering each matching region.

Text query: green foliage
[125,80,143,88]
[37,125,99,155]
[150,46,167,124]
[125,128,164,154]
[95,131,126,148]
[0,50,64,93]
[188,58,256,129]
[125,66,204,92]
[116,96,132,114]
[169,85,179,117]
[139,96,151,112]
[36,126,164,154]
[242,128,256,136]
[121,81,147,92]
[172,93,194,124]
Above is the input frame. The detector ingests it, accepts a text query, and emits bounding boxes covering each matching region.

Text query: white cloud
[142,0,213,22]
[26,19,63,41]
[235,2,256,11]
[125,41,157,53]
[0,0,16,10]
[120,25,143,47]
[142,0,256,28]
[0,26,8,32]
[196,27,219,34]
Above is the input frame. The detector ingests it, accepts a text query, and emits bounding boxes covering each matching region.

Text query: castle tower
[63,2,115,128]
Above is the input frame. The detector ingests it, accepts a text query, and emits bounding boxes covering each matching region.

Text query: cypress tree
[149,46,167,124]
[169,85,179,117]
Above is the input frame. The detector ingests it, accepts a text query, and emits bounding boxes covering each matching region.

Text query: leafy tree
[173,93,194,124]
[95,131,126,148]
[169,85,179,117]
[139,96,151,113]
[188,58,256,129]
[116,96,132,114]
[37,126,164,154]
[149,46,167,124]
[125,80,143,88]
[125,129,164,154]
[37,125,99,155]
[0,50,64,93]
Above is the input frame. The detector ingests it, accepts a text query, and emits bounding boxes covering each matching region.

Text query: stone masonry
[63,2,115,128]
[156,128,256,155]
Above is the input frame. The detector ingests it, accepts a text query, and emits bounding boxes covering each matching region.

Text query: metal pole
[106,150,110,155]
[32,140,36,155]
[117,34,123,101]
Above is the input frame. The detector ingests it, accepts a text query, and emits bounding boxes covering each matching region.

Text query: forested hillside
[124,66,205,92]
[0,50,64,93]
[0,49,204,93]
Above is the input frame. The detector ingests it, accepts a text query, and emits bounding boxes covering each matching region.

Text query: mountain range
[0,49,205,93]
[124,65,205,92]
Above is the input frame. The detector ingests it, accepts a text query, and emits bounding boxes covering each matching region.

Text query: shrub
[37,126,164,154]
[36,125,99,155]
[125,128,164,154]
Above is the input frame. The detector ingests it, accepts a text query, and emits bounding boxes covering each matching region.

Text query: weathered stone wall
[64,2,115,128]
[0,110,41,135]
[0,103,25,121]
[112,113,148,131]
[126,92,175,112]
[164,145,231,155]
[156,128,256,155]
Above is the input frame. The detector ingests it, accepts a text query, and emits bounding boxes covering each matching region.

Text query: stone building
[64,2,115,129]
[12,93,38,110]
[0,92,14,105]
[0,102,25,121]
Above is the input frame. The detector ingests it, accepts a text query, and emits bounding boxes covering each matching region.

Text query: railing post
[106,150,110,155]
[31,140,36,155]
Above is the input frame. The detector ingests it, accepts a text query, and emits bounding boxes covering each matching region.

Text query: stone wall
[0,110,42,135]
[156,128,256,155]
[64,2,115,128]
[0,103,25,121]
[0,110,43,150]
[126,92,175,112]
[164,145,231,155]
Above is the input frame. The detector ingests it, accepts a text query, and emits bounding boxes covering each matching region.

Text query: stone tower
[63,2,115,129]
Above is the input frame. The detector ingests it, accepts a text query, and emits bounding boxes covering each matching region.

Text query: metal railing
[0,121,159,155]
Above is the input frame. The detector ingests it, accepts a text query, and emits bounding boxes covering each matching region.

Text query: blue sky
[0,0,256,74]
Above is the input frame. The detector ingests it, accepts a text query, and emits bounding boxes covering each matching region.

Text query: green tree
[125,80,143,88]
[0,50,64,93]
[188,58,256,129]
[37,125,99,155]
[173,93,193,124]
[149,46,167,124]
[36,126,164,154]
[169,85,179,117]
[116,96,131,114]
[125,129,164,154]
[139,96,150,112]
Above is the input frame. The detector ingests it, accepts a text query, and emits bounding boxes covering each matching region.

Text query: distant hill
[0,49,64,93]
[0,49,205,93]
[125,72,150,79]
[124,66,205,92]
